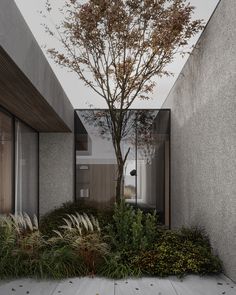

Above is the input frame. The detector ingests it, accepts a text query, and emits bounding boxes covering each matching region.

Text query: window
[0,107,39,217]
[75,109,170,226]
[0,110,14,214]
[15,120,39,217]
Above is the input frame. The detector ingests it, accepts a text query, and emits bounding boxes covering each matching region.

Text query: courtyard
[0,0,235,290]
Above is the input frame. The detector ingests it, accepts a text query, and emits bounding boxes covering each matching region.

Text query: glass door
[136,110,170,225]
[15,120,39,217]
[0,110,14,214]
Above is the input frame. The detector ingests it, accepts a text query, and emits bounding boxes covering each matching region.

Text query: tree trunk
[114,139,130,202]
[114,137,125,202]
[116,161,124,202]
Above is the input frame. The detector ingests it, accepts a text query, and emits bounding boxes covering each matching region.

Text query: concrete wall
[0,0,73,130]
[39,133,74,216]
[0,0,75,214]
[163,0,236,281]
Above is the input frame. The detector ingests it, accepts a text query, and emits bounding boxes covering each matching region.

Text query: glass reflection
[75,109,170,225]
[15,120,38,217]
[0,110,13,214]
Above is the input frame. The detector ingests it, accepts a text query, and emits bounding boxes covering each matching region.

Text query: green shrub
[40,202,113,237]
[39,244,84,279]
[0,216,19,277]
[106,200,158,252]
[133,228,222,277]
[99,251,141,279]
[179,227,211,247]
[0,209,223,280]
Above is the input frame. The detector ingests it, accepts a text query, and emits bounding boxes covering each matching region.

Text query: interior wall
[162,0,236,281]
[76,164,117,208]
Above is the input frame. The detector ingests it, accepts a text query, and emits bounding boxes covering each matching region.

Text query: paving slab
[114,277,176,295]
[169,274,236,295]
[0,279,58,295]
[0,275,235,295]
[52,277,115,295]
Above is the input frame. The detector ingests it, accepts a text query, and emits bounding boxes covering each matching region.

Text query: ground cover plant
[0,202,222,279]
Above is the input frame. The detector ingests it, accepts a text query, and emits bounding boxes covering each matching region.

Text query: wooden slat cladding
[0,46,71,132]
[76,164,117,208]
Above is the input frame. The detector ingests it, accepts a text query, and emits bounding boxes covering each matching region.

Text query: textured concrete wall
[163,0,236,281]
[39,133,74,216]
[0,0,73,130]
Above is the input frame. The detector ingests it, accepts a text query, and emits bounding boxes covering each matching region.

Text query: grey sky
[14,0,219,109]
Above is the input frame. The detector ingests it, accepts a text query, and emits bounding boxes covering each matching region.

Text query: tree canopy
[45,0,203,201]
[46,0,203,109]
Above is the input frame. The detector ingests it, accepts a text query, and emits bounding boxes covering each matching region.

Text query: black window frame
[74,108,171,228]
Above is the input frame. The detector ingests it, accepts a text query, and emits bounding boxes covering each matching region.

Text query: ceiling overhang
[0,46,71,132]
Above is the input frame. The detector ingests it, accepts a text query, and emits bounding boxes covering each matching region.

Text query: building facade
[162,0,236,281]
[0,0,74,217]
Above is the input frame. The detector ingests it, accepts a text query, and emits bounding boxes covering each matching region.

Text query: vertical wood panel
[0,46,71,132]
[77,164,117,208]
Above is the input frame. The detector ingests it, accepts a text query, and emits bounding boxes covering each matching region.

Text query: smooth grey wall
[0,0,74,130]
[39,133,74,216]
[163,0,236,281]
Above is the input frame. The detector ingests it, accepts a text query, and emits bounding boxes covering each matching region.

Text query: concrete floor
[0,274,235,295]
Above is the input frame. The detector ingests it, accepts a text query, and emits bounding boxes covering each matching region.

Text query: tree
[44,0,203,201]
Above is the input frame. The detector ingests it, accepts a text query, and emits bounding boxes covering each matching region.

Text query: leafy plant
[99,251,141,279]
[39,244,84,279]
[106,200,158,252]
[0,212,223,280]
[133,228,222,277]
